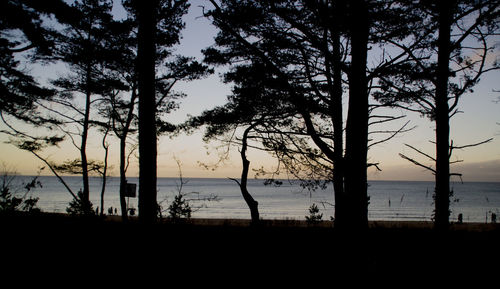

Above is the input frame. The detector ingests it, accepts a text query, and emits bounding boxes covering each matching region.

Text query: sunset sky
[1,0,499,182]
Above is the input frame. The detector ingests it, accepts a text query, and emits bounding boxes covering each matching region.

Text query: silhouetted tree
[0,0,98,209]
[187,107,263,224]
[48,0,116,214]
[103,70,138,220]
[183,63,295,223]
[203,0,414,229]
[234,124,261,223]
[0,0,81,161]
[375,0,499,230]
[100,2,211,221]
[135,0,158,223]
[106,86,138,220]
[203,0,346,225]
[129,0,191,223]
[98,123,110,216]
[0,165,42,214]
[90,13,140,220]
[0,0,74,127]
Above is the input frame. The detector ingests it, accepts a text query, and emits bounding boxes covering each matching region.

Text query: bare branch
[368,121,415,148]
[404,143,436,162]
[368,115,406,126]
[24,149,78,201]
[399,153,436,174]
[228,177,241,186]
[367,162,382,171]
[450,173,463,183]
[451,138,493,150]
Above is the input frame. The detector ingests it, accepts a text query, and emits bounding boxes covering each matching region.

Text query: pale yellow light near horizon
[2,105,499,182]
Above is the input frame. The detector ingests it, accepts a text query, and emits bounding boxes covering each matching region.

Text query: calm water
[7,176,500,222]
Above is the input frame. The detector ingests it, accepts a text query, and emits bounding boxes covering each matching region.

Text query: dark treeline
[1,0,498,230]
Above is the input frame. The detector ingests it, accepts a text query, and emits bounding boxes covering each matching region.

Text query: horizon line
[10,174,499,183]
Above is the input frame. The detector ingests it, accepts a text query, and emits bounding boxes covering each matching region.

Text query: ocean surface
[6,175,500,222]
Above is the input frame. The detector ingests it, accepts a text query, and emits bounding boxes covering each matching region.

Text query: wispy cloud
[370,159,500,182]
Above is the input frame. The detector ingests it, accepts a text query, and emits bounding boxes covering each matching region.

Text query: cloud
[453,159,500,182]
[370,159,500,182]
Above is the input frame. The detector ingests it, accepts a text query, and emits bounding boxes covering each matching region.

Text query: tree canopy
[0,0,498,229]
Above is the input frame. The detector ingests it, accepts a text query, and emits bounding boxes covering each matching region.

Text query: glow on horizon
[1,1,499,182]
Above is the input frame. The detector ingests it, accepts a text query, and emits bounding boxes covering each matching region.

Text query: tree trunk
[117,90,137,222]
[239,125,259,224]
[434,0,453,230]
[326,2,346,228]
[119,136,128,221]
[343,0,369,230]
[81,61,92,213]
[137,0,158,224]
[100,128,109,216]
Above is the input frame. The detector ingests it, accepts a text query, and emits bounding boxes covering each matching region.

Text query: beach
[1,212,499,288]
[2,212,499,275]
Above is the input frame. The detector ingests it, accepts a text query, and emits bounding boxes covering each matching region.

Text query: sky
[0,0,499,182]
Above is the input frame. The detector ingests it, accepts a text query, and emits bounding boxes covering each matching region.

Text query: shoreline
[5,211,499,232]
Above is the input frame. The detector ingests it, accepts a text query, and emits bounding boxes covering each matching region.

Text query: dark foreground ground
[1,213,499,285]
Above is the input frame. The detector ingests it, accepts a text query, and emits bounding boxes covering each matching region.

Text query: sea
[6,175,500,223]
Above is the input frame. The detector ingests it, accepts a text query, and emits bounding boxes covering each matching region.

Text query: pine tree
[0,0,74,128]
[49,0,116,214]
[128,0,192,223]
[102,0,209,221]
[200,0,415,229]
[374,0,499,230]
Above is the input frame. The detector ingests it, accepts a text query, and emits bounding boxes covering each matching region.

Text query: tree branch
[451,138,493,150]
[404,143,436,162]
[399,153,436,174]
[228,177,241,187]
